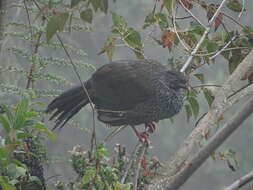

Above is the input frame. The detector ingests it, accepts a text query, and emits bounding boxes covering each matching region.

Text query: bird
[46,59,188,143]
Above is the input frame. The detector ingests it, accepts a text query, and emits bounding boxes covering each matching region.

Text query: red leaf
[161,30,176,48]
[179,0,193,9]
[214,13,223,31]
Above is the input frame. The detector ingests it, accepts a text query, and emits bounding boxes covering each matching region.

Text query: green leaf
[82,169,96,185]
[46,12,69,42]
[71,0,84,7]
[0,183,16,190]
[155,13,168,30]
[188,97,199,118]
[111,12,127,33]
[124,28,142,48]
[1,105,14,126]
[194,73,204,83]
[226,0,244,12]
[205,40,219,53]
[203,88,214,106]
[0,115,11,133]
[163,0,176,12]
[143,13,156,29]
[190,21,205,35]
[124,28,144,59]
[185,104,192,122]
[80,9,93,24]
[32,122,56,140]
[6,164,26,179]
[24,111,38,118]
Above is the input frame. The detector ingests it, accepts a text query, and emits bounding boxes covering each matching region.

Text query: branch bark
[165,96,253,190]
[148,50,253,190]
[224,170,253,190]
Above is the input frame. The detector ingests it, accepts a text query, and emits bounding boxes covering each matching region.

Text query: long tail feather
[46,85,89,130]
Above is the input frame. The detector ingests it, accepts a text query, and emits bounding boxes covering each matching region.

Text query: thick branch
[224,170,253,190]
[148,50,253,190]
[165,96,253,190]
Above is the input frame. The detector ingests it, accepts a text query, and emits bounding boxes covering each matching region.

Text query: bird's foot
[131,126,150,144]
[145,122,156,133]
[139,131,150,144]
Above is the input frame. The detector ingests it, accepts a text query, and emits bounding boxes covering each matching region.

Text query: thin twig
[31,0,97,154]
[179,0,206,28]
[224,170,253,190]
[192,84,222,89]
[23,0,42,89]
[121,142,141,184]
[238,0,245,18]
[180,0,229,72]
[209,35,238,60]
[221,12,245,29]
[103,126,128,143]
[172,3,191,52]
[133,144,148,190]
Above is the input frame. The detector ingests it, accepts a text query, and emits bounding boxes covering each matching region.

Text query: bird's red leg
[131,126,149,144]
[145,122,156,133]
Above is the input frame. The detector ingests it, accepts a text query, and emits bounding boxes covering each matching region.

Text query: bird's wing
[90,60,166,110]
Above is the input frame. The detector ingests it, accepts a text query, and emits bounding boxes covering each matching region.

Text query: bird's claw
[139,131,150,144]
[146,122,156,133]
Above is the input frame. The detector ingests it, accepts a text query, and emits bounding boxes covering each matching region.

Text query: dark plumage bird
[46,59,188,141]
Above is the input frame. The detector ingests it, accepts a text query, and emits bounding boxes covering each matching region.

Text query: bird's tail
[45,84,90,130]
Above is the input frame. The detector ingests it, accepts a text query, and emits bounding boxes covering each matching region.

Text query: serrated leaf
[71,0,84,7]
[203,88,214,106]
[124,28,142,48]
[185,104,192,122]
[194,73,204,83]
[155,13,168,30]
[80,9,93,24]
[46,12,69,42]
[124,28,144,59]
[188,97,199,118]
[111,12,127,31]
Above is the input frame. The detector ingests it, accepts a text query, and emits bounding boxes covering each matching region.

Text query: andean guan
[46,59,188,143]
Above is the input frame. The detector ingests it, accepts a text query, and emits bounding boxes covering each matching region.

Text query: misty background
[0,0,253,189]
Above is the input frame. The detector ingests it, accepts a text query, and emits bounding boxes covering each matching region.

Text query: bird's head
[164,71,189,90]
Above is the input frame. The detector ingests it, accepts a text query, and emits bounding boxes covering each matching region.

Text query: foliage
[0,0,94,98]
[0,95,54,190]
[1,0,253,189]
[54,143,161,190]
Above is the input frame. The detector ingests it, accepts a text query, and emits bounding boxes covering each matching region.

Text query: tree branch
[148,50,253,189]
[224,170,253,190]
[165,96,253,190]
[180,0,229,72]
[148,95,253,190]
